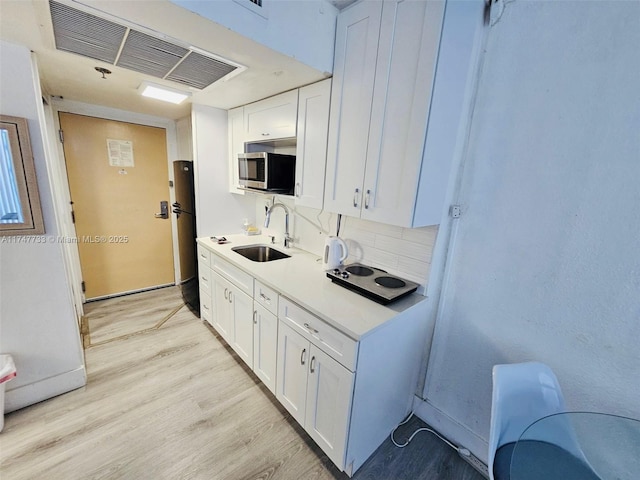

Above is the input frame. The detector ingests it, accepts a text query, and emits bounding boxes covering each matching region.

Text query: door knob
[155,201,169,219]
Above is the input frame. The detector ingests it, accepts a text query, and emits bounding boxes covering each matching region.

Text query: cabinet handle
[304,322,319,334]
[261,132,270,137]
[260,292,271,302]
[224,288,228,300]
[353,188,359,207]
[300,348,307,365]
[253,310,257,324]
[201,276,207,282]
[295,182,301,197]
[228,290,233,303]
[203,304,209,310]
[310,356,316,373]
[365,189,371,209]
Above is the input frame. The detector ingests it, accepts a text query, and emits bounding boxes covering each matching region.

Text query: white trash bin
[0,354,17,432]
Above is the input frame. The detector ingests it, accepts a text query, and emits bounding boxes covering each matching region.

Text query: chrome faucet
[264,202,291,248]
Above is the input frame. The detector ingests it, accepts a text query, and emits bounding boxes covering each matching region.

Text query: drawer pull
[253,310,257,324]
[300,348,307,365]
[365,189,371,209]
[228,291,233,303]
[304,322,319,334]
[224,288,228,300]
[353,188,359,207]
[260,292,271,302]
[203,304,209,310]
[310,356,316,373]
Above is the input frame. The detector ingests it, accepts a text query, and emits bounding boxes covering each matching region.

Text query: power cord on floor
[390,412,468,456]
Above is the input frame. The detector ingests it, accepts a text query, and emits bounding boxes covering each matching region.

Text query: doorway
[59,112,175,300]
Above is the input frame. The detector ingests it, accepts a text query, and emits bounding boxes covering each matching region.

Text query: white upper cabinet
[324,0,383,218]
[325,0,479,227]
[294,79,331,209]
[363,0,445,226]
[228,106,245,194]
[244,90,298,142]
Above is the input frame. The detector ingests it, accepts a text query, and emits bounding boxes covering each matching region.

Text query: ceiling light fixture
[95,67,112,79]
[138,81,191,104]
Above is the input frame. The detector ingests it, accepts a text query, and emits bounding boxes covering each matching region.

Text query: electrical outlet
[458,450,489,479]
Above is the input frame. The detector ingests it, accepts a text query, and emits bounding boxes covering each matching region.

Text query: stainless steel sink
[231,245,291,262]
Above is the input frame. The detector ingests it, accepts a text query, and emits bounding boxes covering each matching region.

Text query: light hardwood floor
[0,288,485,480]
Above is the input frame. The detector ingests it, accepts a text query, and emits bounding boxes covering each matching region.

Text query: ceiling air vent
[50,1,127,64]
[117,30,189,79]
[166,52,238,90]
[48,1,242,90]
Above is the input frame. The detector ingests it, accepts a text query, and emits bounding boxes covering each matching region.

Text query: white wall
[192,104,255,236]
[416,0,640,461]
[0,41,85,411]
[170,0,338,74]
[176,116,193,160]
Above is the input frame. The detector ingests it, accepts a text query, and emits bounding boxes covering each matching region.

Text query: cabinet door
[199,262,213,326]
[253,303,278,394]
[305,345,354,470]
[211,272,232,343]
[324,0,383,217]
[200,288,213,326]
[362,0,445,226]
[295,79,331,209]
[276,322,309,425]
[230,285,254,368]
[228,106,245,194]
[244,90,298,142]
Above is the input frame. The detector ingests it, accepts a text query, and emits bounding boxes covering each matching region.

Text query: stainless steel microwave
[238,152,296,194]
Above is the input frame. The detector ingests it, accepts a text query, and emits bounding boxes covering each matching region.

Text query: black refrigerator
[172,160,199,316]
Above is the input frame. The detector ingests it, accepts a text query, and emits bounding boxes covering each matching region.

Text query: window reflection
[0,115,44,236]
[0,127,24,223]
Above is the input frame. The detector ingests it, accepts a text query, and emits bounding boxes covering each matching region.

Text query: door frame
[49,99,182,311]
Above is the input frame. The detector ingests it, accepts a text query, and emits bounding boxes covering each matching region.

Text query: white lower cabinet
[276,318,354,469]
[211,272,254,367]
[230,284,254,368]
[304,343,354,468]
[197,240,430,478]
[200,288,213,326]
[211,272,232,343]
[252,303,278,393]
[276,321,309,424]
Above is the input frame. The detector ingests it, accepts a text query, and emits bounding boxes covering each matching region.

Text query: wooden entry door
[59,113,174,300]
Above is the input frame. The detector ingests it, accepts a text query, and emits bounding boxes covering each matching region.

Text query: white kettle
[323,236,348,270]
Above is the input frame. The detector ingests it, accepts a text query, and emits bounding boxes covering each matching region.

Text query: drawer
[279,297,358,371]
[254,280,278,316]
[197,244,211,267]
[198,262,211,293]
[211,253,254,296]
[200,289,213,326]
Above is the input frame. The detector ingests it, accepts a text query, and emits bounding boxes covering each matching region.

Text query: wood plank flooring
[0,288,485,480]
[83,287,185,346]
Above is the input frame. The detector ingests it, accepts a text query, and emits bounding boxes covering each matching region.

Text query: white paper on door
[107,139,135,167]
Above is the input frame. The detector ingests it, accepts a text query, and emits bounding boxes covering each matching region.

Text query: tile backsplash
[254,196,438,295]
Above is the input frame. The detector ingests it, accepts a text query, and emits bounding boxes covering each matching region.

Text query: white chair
[488,362,569,480]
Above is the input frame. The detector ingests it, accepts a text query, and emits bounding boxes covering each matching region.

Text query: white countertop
[197,234,427,340]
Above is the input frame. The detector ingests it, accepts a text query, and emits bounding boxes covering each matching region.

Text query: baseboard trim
[5,366,87,412]
[412,395,489,464]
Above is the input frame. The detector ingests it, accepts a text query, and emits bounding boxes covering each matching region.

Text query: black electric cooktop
[326,263,419,305]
